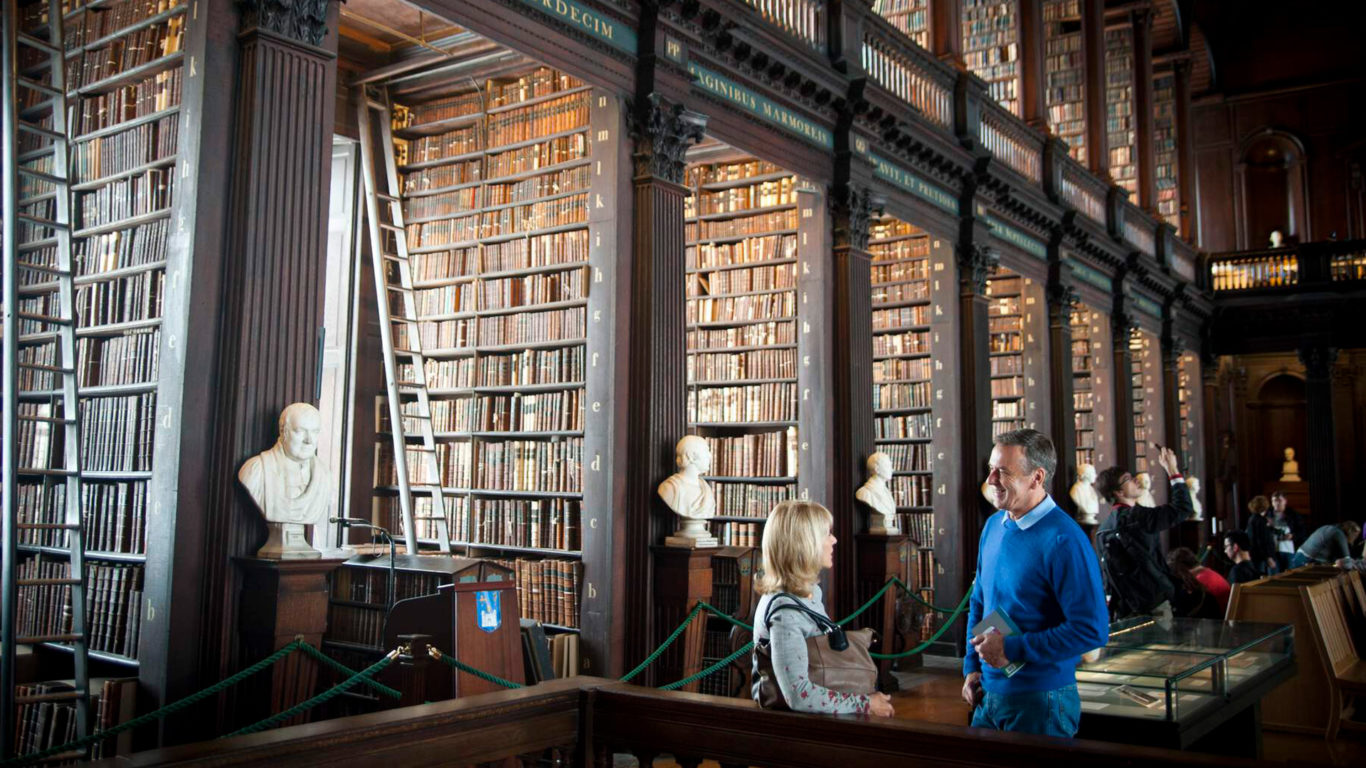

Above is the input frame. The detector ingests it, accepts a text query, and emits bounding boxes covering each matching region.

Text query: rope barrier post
[394,633,435,706]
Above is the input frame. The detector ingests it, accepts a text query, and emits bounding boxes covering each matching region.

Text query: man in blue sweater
[962,428,1109,738]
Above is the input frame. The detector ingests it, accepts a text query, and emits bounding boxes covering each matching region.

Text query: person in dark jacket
[1270,491,1306,570]
[1223,531,1262,585]
[1094,446,1194,619]
[1244,495,1278,575]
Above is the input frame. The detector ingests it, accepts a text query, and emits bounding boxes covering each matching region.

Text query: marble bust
[1186,476,1203,521]
[856,452,898,535]
[1269,229,1284,249]
[1135,472,1157,508]
[659,435,718,548]
[1280,447,1301,482]
[1069,464,1100,525]
[239,403,334,558]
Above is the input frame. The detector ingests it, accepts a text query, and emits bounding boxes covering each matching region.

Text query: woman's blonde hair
[757,500,833,597]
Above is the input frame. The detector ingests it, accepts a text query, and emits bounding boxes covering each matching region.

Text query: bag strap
[761,593,848,650]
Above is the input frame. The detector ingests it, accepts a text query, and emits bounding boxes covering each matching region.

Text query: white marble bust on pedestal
[1069,464,1100,525]
[856,452,898,535]
[659,435,718,548]
[238,403,333,559]
[1186,476,1203,520]
[1135,472,1157,507]
[1280,447,1301,482]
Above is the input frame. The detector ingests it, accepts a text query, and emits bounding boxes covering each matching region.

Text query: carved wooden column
[1018,0,1047,129]
[1132,7,1156,212]
[201,0,339,735]
[1110,296,1136,472]
[1331,362,1358,514]
[1082,0,1108,178]
[1046,258,1078,509]
[1299,346,1340,521]
[856,534,914,681]
[623,95,706,683]
[931,0,964,66]
[651,547,713,692]
[831,184,875,615]
[1200,352,1221,523]
[1172,59,1196,240]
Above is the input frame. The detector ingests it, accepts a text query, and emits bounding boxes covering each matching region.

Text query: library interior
[3,0,1366,764]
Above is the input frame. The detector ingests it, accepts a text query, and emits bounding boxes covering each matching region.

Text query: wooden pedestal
[233,556,347,729]
[856,533,915,685]
[651,545,715,691]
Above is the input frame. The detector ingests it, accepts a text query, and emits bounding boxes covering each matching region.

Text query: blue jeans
[1290,551,1313,569]
[971,684,1081,738]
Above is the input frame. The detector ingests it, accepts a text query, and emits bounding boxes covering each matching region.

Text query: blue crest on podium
[476,590,501,633]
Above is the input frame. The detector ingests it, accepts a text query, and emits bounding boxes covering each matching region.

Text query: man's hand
[1156,446,1181,478]
[971,629,1011,669]
[961,672,983,707]
[868,692,895,717]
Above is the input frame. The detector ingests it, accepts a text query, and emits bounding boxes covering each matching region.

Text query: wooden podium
[856,533,914,686]
[652,545,715,691]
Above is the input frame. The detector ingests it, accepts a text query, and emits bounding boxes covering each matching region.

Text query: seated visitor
[752,500,894,717]
[964,429,1107,739]
[1093,447,1192,619]
[1292,521,1362,569]
[1244,495,1279,575]
[1222,531,1262,585]
[1166,547,1228,618]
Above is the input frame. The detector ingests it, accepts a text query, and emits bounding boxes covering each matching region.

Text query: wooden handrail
[860,12,956,131]
[978,96,1044,183]
[1057,152,1107,225]
[1206,239,1366,292]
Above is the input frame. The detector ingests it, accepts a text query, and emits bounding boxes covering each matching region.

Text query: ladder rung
[18,311,75,326]
[18,578,83,587]
[380,254,406,263]
[16,32,62,56]
[18,146,58,164]
[18,76,62,98]
[14,258,65,273]
[17,167,64,185]
[18,122,64,142]
[411,516,447,522]
[377,192,400,203]
[365,99,387,111]
[17,212,68,229]
[386,284,413,293]
[17,363,76,374]
[18,468,77,477]
[403,445,437,453]
[378,222,404,233]
[16,691,85,705]
[17,239,60,254]
[19,281,60,295]
[17,523,81,530]
[395,381,425,389]
[19,333,59,343]
[19,413,77,425]
[390,317,418,325]
[17,634,83,644]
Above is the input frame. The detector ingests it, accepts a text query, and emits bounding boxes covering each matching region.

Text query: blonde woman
[752,500,895,717]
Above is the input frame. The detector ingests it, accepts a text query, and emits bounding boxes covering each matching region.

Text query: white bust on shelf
[659,435,719,548]
[1135,471,1157,507]
[1280,447,1301,482]
[856,452,899,535]
[1069,464,1100,525]
[238,403,334,559]
[1269,229,1285,249]
[1186,476,1203,521]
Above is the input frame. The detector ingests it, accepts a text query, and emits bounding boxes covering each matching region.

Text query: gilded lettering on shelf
[686,62,833,148]
[869,153,957,214]
[522,0,637,53]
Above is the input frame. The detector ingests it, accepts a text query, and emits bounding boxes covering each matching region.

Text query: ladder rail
[3,0,24,757]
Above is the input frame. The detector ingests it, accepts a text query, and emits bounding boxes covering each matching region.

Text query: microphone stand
[331,517,396,612]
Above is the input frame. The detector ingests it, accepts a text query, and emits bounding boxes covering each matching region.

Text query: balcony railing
[1122,205,1156,258]
[1057,153,1107,225]
[979,97,1043,183]
[861,14,955,131]
[741,0,826,50]
[1207,239,1366,292]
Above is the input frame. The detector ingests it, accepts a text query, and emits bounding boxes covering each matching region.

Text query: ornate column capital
[832,184,877,251]
[1111,310,1135,346]
[1298,346,1340,381]
[957,243,999,295]
[1046,280,1078,312]
[237,0,331,46]
[629,93,707,185]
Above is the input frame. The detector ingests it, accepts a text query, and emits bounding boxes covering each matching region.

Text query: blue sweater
[963,495,1109,694]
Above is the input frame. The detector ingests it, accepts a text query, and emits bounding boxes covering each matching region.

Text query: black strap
[761,593,848,650]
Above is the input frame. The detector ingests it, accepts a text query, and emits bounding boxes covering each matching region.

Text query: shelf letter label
[593,310,602,323]
[802,321,810,334]
[592,401,601,413]
[595,268,604,283]
[802,355,810,367]
[597,130,609,142]
[589,518,598,529]
[591,352,600,367]
[586,582,597,599]
[591,454,601,472]
[802,388,810,401]
[938,484,947,495]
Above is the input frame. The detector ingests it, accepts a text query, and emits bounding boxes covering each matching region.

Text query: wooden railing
[1122,205,1156,258]
[101,678,1274,767]
[1206,239,1366,292]
[978,97,1043,183]
[1057,153,1107,225]
[860,14,954,131]
[740,0,826,50]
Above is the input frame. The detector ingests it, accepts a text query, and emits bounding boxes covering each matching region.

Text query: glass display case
[1076,617,1293,724]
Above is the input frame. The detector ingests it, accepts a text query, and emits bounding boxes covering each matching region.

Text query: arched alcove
[1237,130,1310,248]
[1249,372,1307,486]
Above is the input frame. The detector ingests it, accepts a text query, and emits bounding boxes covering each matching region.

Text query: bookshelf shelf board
[476,298,588,319]
[474,259,591,282]
[64,6,187,58]
[872,324,931,335]
[448,541,583,558]
[64,0,116,21]
[409,238,481,255]
[988,351,1023,358]
[74,105,181,144]
[539,623,580,634]
[412,309,476,323]
[710,515,770,522]
[466,488,583,499]
[397,148,485,173]
[76,51,185,98]
[485,124,588,155]
[992,393,1025,401]
[685,257,797,276]
[874,405,933,415]
[484,84,593,115]
[479,220,588,246]
[688,286,797,301]
[328,599,385,610]
[73,207,172,239]
[482,157,591,186]
[875,437,933,444]
[688,343,797,355]
[704,475,797,484]
[422,346,477,358]
[896,505,934,512]
[871,298,934,312]
[688,420,798,429]
[892,470,934,477]
[690,377,797,388]
[690,229,799,246]
[985,292,1021,299]
[868,233,930,247]
[19,381,157,400]
[698,170,791,190]
[476,337,587,354]
[874,378,932,386]
[875,351,931,361]
[410,273,479,289]
[403,178,483,200]
[74,259,168,285]
[468,430,585,439]
[17,544,146,563]
[76,317,162,338]
[687,316,797,330]
[429,431,475,439]
[84,471,154,480]
[71,155,179,192]
[478,188,589,217]
[430,381,586,396]
[322,639,385,654]
[38,643,140,668]
[687,203,797,223]
[393,111,484,139]
[872,277,934,292]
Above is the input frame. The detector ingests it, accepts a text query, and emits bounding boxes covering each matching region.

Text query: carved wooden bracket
[629,93,708,184]
[237,0,332,46]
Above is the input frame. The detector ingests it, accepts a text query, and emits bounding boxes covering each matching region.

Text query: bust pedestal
[664,516,719,549]
[856,533,914,681]
[233,556,347,729]
[651,545,716,691]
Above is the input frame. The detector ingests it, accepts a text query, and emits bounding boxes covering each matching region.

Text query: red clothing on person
[1194,567,1231,615]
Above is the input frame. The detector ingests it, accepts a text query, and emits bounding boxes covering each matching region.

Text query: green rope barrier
[890,577,961,614]
[296,639,402,700]
[658,641,754,691]
[695,601,753,632]
[617,601,705,683]
[228,651,398,737]
[432,647,524,690]
[2,640,306,768]
[869,589,973,659]
[835,579,897,626]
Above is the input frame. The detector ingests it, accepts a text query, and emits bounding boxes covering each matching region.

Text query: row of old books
[874,381,932,410]
[872,304,930,329]
[688,348,795,381]
[65,15,184,91]
[687,263,796,295]
[874,356,931,382]
[12,678,136,762]
[687,292,797,324]
[690,177,797,216]
[77,219,171,275]
[713,482,793,519]
[14,555,143,657]
[16,480,147,554]
[991,376,1023,398]
[63,0,180,48]
[872,330,930,356]
[487,92,589,148]
[902,511,935,547]
[993,400,1025,419]
[881,442,932,472]
[704,428,798,477]
[497,558,581,628]
[875,411,933,440]
[74,270,164,326]
[410,306,586,350]
[447,497,581,551]
[687,208,798,241]
[713,522,760,548]
[688,383,797,423]
[411,346,585,390]
[72,112,177,182]
[76,167,174,230]
[891,475,933,508]
[79,394,156,472]
[73,67,181,136]
[384,391,585,434]
[375,438,583,493]
[687,233,798,270]
[872,280,930,304]
[685,159,784,186]
[687,320,796,350]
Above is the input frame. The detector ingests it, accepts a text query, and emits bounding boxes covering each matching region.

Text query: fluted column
[1110,301,1136,472]
[1082,0,1108,178]
[1046,262,1078,509]
[931,0,964,66]
[1298,346,1339,520]
[1132,8,1156,211]
[624,95,706,684]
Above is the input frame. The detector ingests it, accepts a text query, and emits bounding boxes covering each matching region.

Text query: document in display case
[1075,617,1294,756]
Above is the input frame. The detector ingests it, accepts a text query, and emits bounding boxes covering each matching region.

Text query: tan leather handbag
[751,595,879,710]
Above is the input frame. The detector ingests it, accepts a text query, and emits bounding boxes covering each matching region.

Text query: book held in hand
[972,607,1026,678]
